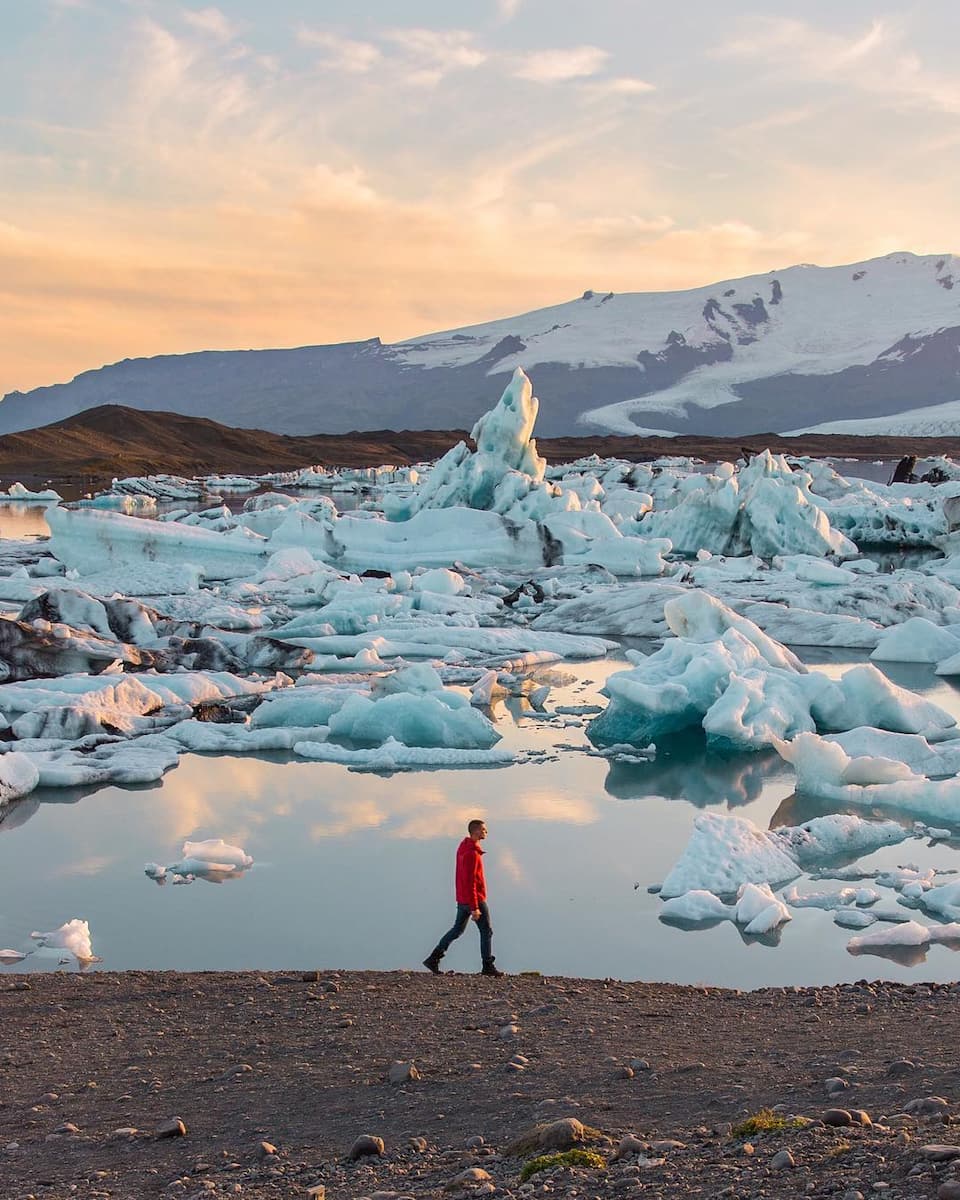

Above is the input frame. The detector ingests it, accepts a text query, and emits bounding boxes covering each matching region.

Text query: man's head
[468,819,487,842]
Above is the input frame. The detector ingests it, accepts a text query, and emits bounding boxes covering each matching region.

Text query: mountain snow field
[4,368,960,983]
[4,251,960,439]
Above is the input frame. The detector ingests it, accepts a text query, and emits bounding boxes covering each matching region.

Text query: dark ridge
[3,404,960,492]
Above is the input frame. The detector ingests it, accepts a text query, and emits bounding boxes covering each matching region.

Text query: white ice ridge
[639,452,856,559]
[588,591,955,751]
[532,554,960,649]
[146,839,253,885]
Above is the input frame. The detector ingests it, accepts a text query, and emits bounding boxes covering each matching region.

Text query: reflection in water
[603,733,784,808]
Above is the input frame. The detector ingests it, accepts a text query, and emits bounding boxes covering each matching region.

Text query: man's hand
[471,908,481,921]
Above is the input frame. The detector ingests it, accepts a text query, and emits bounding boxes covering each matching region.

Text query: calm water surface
[3,652,960,988]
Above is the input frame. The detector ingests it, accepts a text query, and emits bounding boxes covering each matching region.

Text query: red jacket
[455,837,486,909]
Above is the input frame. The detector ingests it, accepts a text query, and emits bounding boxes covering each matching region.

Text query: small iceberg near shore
[146,838,253,885]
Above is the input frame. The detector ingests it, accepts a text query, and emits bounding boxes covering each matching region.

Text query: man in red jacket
[423,819,503,977]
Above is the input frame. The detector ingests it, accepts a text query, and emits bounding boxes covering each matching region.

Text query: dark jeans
[435,901,493,964]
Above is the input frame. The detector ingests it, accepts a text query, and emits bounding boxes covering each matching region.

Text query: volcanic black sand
[0,405,956,492]
[3,969,960,1199]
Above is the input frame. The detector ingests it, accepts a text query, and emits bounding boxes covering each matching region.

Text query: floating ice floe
[4,482,62,502]
[292,736,518,773]
[659,810,917,902]
[30,919,98,963]
[146,838,253,885]
[0,752,40,806]
[847,919,960,957]
[775,732,960,823]
[588,591,955,750]
[660,881,791,934]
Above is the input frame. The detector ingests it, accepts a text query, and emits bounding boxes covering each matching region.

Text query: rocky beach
[4,970,960,1200]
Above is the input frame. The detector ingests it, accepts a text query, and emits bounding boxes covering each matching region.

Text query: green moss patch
[519,1149,606,1183]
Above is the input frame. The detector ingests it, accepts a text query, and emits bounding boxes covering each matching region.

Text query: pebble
[825,1077,849,1095]
[304,1186,325,1199]
[612,1135,648,1161]
[823,1109,853,1126]
[257,1141,278,1159]
[906,1096,951,1116]
[887,1059,917,1076]
[938,1184,960,1200]
[770,1149,795,1170]
[919,1145,960,1161]
[348,1134,385,1160]
[387,1061,421,1084]
[155,1117,188,1139]
[447,1167,492,1189]
[409,1137,428,1153]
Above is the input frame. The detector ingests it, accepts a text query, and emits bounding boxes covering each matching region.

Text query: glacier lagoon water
[3,646,960,988]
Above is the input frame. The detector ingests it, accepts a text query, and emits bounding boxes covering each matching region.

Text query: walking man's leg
[477,902,502,976]
[423,904,471,974]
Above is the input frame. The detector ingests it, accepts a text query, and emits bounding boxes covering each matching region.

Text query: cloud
[714,16,960,116]
[514,46,608,83]
[386,27,487,86]
[297,28,381,73]
[584,76,655,97]
[182,7,238,41]
[496,0,522,20]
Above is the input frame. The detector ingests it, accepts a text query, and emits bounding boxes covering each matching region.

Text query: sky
[2,0,959,398]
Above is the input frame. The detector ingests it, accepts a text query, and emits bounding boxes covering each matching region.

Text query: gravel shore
[3,970,960,1200]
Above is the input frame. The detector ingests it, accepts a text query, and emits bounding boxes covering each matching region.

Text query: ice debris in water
[146,839,253,885]
[660,882,791,935]
[30,919,97,963]
[589,591,955,751]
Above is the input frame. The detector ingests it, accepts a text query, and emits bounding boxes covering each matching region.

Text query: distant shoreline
[0,403,955,492]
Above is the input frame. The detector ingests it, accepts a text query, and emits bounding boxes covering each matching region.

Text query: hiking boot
[480,960,504,977]
[422,951,443,975]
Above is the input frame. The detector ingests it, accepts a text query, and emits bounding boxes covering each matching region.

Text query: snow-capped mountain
[3,251,960,438]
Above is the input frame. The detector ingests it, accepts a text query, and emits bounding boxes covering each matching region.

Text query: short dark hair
[468,819,485,835]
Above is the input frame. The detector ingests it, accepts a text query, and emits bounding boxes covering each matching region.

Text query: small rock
[841,1192,864,1200]
[938,1183,960,1200]
[503,1117,585,1156]
[629,1058,651,1072]
[906,1096,951,1116]
[446,1167,492,1190]
[499,1024,520,1041]
[410,1137,428,1153]
[155,1118,188,1139]
[50,1122,80,1136]
[618,1065,635,1079]
[258,1141,278,1159]
[823,1109,853,1127]
[301,970,320,983]
[348,1134,385,1161]
[651,1139,685,1153]
[465,1135,484,1149]
[770,1149,795,1170]
[108,1127,140,1140]
[825,1077,849,1095]
[887,1059,917,1077]
[387,1061,421,1085]
[850,1110,872,1127]
[612,1134,648,1162]
[919,1145,960,1161]
[305,1186,325,1199]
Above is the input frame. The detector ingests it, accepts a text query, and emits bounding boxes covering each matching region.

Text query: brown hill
[0,404,957,491]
